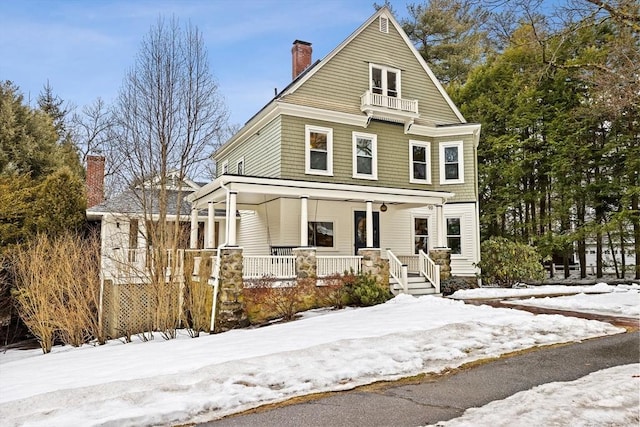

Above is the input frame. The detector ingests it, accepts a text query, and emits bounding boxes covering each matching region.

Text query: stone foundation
[293,247,317,280]
[358,248,389,287]
[429,248,452,280]
[215,247,249,332]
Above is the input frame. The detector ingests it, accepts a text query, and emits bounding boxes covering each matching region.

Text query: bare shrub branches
[11,233,103,353]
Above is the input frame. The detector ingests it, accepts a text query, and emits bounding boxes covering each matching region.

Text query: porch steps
[389,275,439,297]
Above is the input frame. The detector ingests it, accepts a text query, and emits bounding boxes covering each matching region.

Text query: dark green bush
[441,276,477,296]
[476,237,545,287]
[347,271,391,306]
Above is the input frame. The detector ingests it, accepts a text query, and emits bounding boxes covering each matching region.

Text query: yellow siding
[281,17,460,125]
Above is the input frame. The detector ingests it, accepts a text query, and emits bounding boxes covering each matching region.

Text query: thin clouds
[0,0,404,125]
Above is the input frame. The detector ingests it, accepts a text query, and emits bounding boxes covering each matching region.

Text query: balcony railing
[360,90,419,121]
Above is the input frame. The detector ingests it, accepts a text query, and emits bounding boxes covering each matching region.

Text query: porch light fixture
[380,203,387,212]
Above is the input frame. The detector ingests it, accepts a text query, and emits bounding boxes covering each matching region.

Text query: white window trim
[412,215,430,255]
[305,125,333,176]
[445,215,463,257]
[439,141,464,185]
[379,16,389,33]
[409,140,431,184]
[369,63,401,98]
[308,219,336,250]
[352,132,378,180]
[236,157,244,175]
[221,160,228,175]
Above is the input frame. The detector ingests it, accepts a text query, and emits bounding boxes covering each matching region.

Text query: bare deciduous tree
[113,17,228,337]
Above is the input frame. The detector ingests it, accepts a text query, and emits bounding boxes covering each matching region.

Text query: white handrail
[210,251,222,333]
[317,256,363,277]
[243,256,296,279]
[360,90,418,113]
[387,249,408,293]
[419,250,440,293]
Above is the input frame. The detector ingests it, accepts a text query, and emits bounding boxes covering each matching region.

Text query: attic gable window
[370,64,400,98]
[379,16,389,33]
[305,125,333,176]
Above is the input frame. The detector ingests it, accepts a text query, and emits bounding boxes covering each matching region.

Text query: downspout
[209,177,231,333]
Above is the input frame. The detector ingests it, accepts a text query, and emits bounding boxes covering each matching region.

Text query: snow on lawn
[430,363,640,427]
[0,295,624,427]
[450,282,619,299]
[452,283,640,319]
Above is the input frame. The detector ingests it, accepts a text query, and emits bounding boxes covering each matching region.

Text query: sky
[0,283,637,426]
[0,0,412,127]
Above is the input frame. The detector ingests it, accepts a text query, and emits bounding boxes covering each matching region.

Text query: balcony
[360,90,420,126]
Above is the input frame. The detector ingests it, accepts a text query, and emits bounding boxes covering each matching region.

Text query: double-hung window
[305,125,333,176]
[439,141,464,184]
[446,217,462,255]
[237,158,244,175]
[352,132,377,180]
[221,160,228,175]
[370,64,400,98]
[409,140,431,184]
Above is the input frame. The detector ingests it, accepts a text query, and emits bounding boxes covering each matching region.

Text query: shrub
[314,273,351,309]
[244,276,315,322]
[476,237,545,287]
[182,253,214,338]
[441,276,477,296]
[347,271,391,306]
[10,233,103,353]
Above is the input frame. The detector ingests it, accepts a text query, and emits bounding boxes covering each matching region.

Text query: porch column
[436,204,446,248]
[190,207,199,249]
[206,201,215,249]
[300,195,309,247]
[228,191,238,246]
[366,200,373,248]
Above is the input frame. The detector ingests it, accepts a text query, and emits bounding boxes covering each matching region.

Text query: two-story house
[188,7,481,294]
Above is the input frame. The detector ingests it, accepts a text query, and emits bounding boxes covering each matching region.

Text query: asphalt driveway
[200,330,639,427]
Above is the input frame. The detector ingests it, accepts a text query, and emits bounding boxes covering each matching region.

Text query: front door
[354,211,379,254]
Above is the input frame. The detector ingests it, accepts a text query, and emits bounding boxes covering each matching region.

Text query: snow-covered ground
[0,288,633,426]
[430,363,640,427]
[452,283,640,319]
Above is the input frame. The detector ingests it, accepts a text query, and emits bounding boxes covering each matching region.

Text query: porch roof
[188,175,454,209]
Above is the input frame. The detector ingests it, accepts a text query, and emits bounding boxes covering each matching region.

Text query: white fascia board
[214,102,279,159]
[191,175,454,207]
[409,123,481,140]
[214,102,368,162]
[385,12,467,123]
[280,9,386,97]
[278,102,369,127]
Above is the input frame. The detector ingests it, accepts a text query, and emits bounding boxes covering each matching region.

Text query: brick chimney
[292,40,312,79]
[86,155,105,208]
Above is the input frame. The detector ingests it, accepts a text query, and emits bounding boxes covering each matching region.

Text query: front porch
[186,175,459,292]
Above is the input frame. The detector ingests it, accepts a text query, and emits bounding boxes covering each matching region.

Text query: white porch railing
[243,255,296,279]
[361,90,419,113]
[317,256,363,277]
[387,250,408,294]
[419,250,440,293]
[397,255,419,273]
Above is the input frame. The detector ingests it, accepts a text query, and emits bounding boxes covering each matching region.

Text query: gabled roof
[279,7,465,123]
[216,7,467,159]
